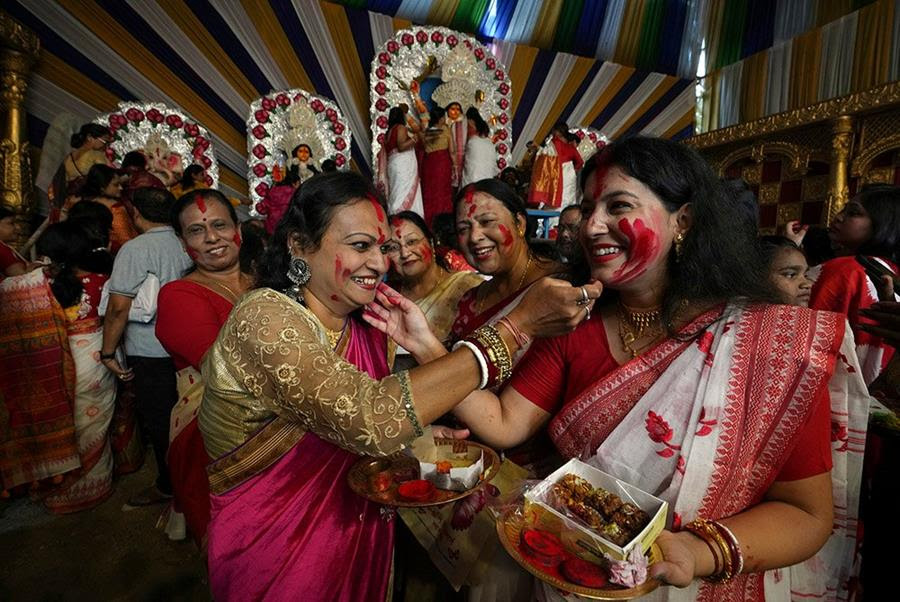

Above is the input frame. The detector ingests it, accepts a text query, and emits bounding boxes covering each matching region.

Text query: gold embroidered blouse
[199,288,418,459]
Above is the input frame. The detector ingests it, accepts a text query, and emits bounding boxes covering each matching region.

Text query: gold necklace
[325,319,349,350]
[476,252,534,314]
[617,302,662,358]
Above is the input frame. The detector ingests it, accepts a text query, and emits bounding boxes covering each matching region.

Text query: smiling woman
[197,171,599,601]
[154,189,253,543]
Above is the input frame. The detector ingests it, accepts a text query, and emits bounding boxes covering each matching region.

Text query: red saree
[205,316,395,602]
[0,269,79,490]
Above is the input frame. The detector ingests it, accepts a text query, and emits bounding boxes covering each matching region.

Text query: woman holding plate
[391,137,867,600]
[198,171,600,601]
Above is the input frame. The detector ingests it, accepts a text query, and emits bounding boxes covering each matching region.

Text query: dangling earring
[673,232,685,261]
[286,256,311,303]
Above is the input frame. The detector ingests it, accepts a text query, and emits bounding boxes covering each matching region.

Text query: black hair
[0,205,15,221]
[581,136,779,331]
[292,144,313,159]
[70,123,109,148]
[121,151,146,170]
[856,184,900,263]
[387,107,406,129]
[37,220,113,307]
[429,106,446,124]
[238,220,268,277]
[452,178,547,258]
[132,187,175,224]
[320,159,337,173]
[179,165,204,191]
[722,178,759,232]
[79,164,119,199]
[499,167,520,186]
[559,205,582,220]
[802,226,833,266]
[431,213,458,249]
[256,171,387,292]
[552,121,578,143]
[66,200,113,247]
[759,235,803,266]
[390,210,449,271]
[169,189,238,236]
[466,107,490,137]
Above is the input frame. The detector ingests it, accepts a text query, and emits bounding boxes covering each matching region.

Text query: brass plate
[496,506,662,600]
[347,438,501,507]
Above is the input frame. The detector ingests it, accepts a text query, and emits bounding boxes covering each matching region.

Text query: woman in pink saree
[449,138,868,601]
[198,172,600,601]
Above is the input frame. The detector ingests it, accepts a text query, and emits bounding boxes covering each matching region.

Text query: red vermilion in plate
[397,479,435,502]
[562,556,609,588]
[521,529,565,567]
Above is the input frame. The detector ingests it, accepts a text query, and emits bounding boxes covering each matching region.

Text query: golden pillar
[825,115,854,225]
[0,11,39,232]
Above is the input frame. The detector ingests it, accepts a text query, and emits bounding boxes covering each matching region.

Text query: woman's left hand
[648,530,702,588]
[363,282,445,362]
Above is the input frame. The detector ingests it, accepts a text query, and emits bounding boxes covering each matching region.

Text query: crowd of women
[1,124,899,602]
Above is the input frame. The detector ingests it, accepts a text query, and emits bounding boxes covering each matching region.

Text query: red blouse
[155,279,235,371]
[0,241,25,274]
[810,255,896,364]
[510,310,832,481]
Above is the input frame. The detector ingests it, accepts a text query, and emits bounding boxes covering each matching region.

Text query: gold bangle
[472,325,513,385]
[684,518,734,583]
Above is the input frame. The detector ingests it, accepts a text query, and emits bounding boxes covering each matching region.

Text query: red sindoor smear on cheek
[610,218,660,285]
[233,230,242,247]
[195,196,207,213]
[421,244,432,263]
[334,256,350,282]
[186,247,199,260]
[498,224,514,247]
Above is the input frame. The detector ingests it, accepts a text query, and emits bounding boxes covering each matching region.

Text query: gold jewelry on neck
[325,319,349,350]
[617,302,662,358]
[476,252,534,314]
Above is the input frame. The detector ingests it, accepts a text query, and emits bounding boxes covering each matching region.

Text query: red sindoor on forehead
[196,195,207,213]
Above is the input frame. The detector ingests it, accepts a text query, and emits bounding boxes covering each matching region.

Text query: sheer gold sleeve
[218,289,421,457]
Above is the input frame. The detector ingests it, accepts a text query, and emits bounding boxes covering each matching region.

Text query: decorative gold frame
[687,81,900,224]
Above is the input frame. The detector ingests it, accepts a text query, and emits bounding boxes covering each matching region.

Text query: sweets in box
[524,458,668,561]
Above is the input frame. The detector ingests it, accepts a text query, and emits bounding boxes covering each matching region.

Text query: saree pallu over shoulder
[546,304,863,601]
[202,289,401,602]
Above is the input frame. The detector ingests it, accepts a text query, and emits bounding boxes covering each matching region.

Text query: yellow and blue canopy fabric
[701,0,899,130]
[12,0,695,198]
[334,0,875,78]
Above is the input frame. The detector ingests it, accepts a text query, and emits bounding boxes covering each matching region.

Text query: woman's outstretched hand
[363,282,446,363]
[507,277,603,338]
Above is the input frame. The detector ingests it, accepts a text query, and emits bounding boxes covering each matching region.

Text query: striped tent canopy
[334,0,876,78]
[11,0,694,200]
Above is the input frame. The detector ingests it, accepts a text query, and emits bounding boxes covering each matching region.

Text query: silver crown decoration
[96,102,219,188]
[246,89,352,207]
[369,26,513,177]
[570,127,610,162]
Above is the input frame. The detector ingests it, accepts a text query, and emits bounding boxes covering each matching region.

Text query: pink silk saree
[206,317,394,602]
[545,304,868,602]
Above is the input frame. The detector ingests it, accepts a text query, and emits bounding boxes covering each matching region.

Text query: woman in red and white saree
[453,137,867,601]
[810,184,900,385]
[383,107,424,218]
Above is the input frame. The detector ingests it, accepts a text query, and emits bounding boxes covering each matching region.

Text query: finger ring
[584,305,591,320]
[577,286,590,306]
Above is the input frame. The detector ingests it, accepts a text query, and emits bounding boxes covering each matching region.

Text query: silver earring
[286,256,311,303]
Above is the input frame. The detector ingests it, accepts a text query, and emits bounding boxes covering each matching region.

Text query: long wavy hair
[256,171,387,293]
[37,220,113,308]
[581,136,779,331]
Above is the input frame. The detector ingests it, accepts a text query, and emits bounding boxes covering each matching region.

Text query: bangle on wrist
[452,340,489,389]
[683,518,740,582]
[99,351,116,361]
